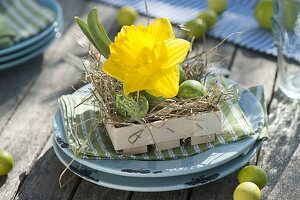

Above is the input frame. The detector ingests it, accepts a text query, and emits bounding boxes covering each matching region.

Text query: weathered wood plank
[257,89,300,199]
[131,189,190,200]
[72,180,131,200]
[190,173,238,200]
[0,0,93,198]
[0,0,90,134]
[0,2,121,200]
[229,48,277,103]
[15,138,81,200]
[267,137,300,200]
[0,57,42,130]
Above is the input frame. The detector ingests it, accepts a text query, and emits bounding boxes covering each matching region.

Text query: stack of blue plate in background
[0,0,63,70]
[52,82,265,192]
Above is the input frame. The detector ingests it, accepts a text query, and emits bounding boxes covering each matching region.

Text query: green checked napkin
[0,0,56,48]
[58,86,268,160]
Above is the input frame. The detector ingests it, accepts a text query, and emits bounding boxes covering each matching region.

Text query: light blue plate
[53,136,262,192]
[0,0,63,70]
[52,81,264,178]
[0,34,56,70]
[0,0,62,56]
[0,31,56,63]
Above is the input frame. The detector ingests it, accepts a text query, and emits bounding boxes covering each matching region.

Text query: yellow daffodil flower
[102,18,190,98]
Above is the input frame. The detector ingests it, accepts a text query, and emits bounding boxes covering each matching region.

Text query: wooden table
[1,0,299,199]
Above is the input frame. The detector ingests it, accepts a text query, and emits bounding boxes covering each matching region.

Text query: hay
[81,43,238,128]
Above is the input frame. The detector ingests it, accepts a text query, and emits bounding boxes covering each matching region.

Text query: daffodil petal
[146,66,179,98]
[150,18,175,42]
[123,75,151,95]
[164,38,190,68]
[102,56,125,81]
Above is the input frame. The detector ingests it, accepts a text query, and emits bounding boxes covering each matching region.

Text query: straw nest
[81,43,239,128]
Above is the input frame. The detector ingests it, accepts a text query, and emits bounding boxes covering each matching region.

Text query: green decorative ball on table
[254,0,273,30]
[184,18,207,39]
[238,165,268,189]
[233,182,261,200]
[208,0,227,14]
[197,9,218,29]
[117,6,138,26]
[0,149,14,176]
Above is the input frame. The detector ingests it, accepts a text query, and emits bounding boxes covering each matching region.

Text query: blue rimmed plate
[0,30,56,64]
[52,81,264,178]
[53,136,262,192]
[0,0,63,70]
[0,0,62,56]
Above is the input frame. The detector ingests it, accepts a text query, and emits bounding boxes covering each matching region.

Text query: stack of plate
[0,0,63,70]
[52,83,264,192]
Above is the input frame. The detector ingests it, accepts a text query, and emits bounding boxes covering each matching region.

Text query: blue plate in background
[0,0,63,70]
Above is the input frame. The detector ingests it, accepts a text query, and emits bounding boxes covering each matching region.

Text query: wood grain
[230,48,277,103]
[72,180,131,200]
[131,189,190,200]
[258,88,300,199]
[190,173,238,200]
[0,0,89,198]
[15,138,81,200]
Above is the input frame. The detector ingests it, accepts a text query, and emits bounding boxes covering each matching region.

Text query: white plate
[53,136,262,192]
[52,81,264,178]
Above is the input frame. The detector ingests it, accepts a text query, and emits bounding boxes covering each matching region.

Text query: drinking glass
[272,0,300,99]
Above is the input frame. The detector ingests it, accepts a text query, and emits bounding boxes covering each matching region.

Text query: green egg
[177,80,207,99]
[0,149,14,176]
[178,65,186,85]
[140,91,165,110]
[183,18,207,39]
[197,9,218,29]
[208,0,227,14]
[115,91,149,119]
[117,6,138,26]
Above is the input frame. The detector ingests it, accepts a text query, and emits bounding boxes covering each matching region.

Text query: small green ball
[208,0,227,14]
[117,6,138,26]
[0,149,14,176]
[115,92,149,119]
[238,165,268,189]
[233,182,261,200]
[254,0,273,30]
[178,65,186,85]
[184,18,207,39]
[177,80,207,99]
[197,9,218,29]
[140,91,165,109]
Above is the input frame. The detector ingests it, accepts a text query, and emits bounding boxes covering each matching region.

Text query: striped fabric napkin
[0,0,56,48]
[57,85,268,160]
[0,16,15,48]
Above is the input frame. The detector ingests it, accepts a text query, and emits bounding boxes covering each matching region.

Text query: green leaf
[74,16,97,48]
[87,7,112,58]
